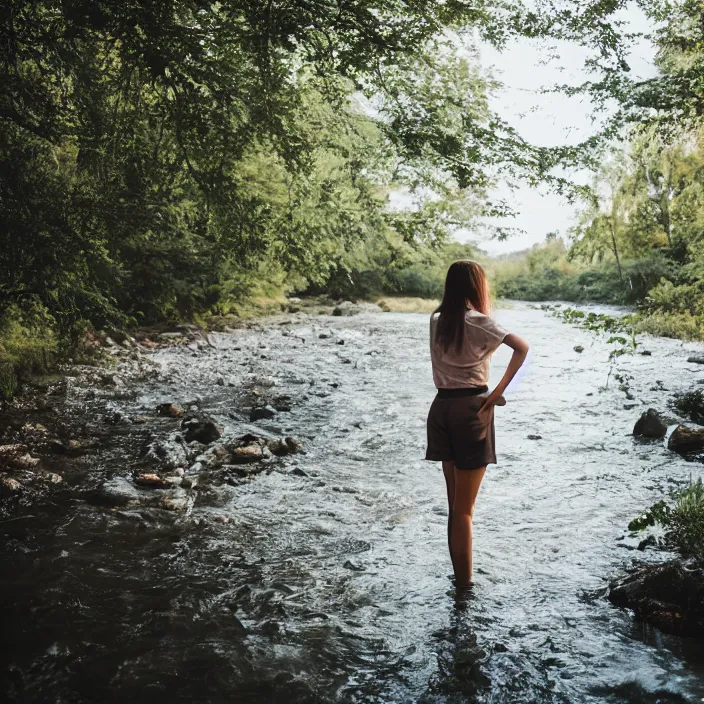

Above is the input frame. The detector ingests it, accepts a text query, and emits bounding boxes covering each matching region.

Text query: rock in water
[146,437,189,469]
[668,425,704,454]
[157,402,185,418]
[134,473,170,489]
[608,560,704,637]
[0,476,21,494]
[97,477,140,506]
[182,416,223,444]
[267,436,304,456]
[687,356,704,364]
[230,445,264,464]
[633,409,668,439]
[250,405,277,421]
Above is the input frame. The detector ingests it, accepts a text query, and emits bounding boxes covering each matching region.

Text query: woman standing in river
[426,260,529,588]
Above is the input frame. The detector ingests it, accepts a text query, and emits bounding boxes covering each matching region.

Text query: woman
[425,260,529,588]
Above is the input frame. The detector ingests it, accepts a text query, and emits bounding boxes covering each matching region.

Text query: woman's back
[429,309,507,389]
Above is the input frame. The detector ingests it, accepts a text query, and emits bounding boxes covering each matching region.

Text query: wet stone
[0,476,22,493]
[97,477,140,506]
[134,473,171,489]
[157,402,185,418]
[609,560,704,637]
[633,409,668,439]
[230,445,264,464]
[667,424,704,454]
[182,416,223,444]
[250,405,277,421]
[687,356,704,364]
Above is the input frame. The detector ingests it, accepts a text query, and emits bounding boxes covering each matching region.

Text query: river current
[2,303,704,703]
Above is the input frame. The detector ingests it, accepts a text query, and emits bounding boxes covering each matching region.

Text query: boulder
[608,560,704,637]
[182,416,223,444]
[97,477,140,506]
[687,356,704,364]
[633,409,668,439]
[668,425,704,455]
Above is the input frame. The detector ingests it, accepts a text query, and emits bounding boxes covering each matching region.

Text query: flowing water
[2,303,704,703]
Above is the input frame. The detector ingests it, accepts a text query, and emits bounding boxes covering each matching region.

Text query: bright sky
[465,7,658,256]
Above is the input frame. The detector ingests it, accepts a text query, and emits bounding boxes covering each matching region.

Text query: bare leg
[450,466,486,587]
[442,461,457,574]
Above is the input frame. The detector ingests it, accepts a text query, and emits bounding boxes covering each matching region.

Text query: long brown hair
[433,260,491,353]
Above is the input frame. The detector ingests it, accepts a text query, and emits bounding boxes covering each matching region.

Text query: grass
[375,296,439,313]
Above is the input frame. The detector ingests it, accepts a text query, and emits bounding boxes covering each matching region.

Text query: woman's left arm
[478,333,530,416]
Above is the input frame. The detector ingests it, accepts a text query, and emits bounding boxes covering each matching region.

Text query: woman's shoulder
[465,309,507,336]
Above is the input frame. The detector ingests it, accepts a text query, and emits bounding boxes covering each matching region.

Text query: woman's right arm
[478,333,530,415]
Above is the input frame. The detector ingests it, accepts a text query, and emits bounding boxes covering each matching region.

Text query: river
[2,302,704,703]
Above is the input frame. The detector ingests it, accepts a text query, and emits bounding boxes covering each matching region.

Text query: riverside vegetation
[552,304,704,637]
[6,0,704,394]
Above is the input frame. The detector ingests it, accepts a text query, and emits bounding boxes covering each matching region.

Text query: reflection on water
[2,303,704,702]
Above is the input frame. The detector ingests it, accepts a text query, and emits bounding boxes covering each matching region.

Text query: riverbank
[2,302,704,702]
[0,298,383,503]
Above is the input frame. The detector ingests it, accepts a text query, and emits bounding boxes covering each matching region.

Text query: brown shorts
[425,388,496,470]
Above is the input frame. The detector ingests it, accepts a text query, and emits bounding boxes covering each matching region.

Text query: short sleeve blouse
[429,309,508,389]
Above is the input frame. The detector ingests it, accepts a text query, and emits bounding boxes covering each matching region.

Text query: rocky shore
[609,560,704,638]
[606,404,704,638]
[0,298,381,519]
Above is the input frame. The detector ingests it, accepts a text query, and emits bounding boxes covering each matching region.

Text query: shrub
[632,480,704,564]
[668,480,704,564]
[0,301,58,401]
[632,311,704,340]
[672,389,704,424]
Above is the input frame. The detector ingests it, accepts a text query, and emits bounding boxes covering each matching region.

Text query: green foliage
[0,301,58,401]
[549,306,639,392]
[672,389,704,425]
[628,500,670,532]
[630,481,704,564]
[3,0,573,368]
[667,480,704,564]
[631,311,704,340]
